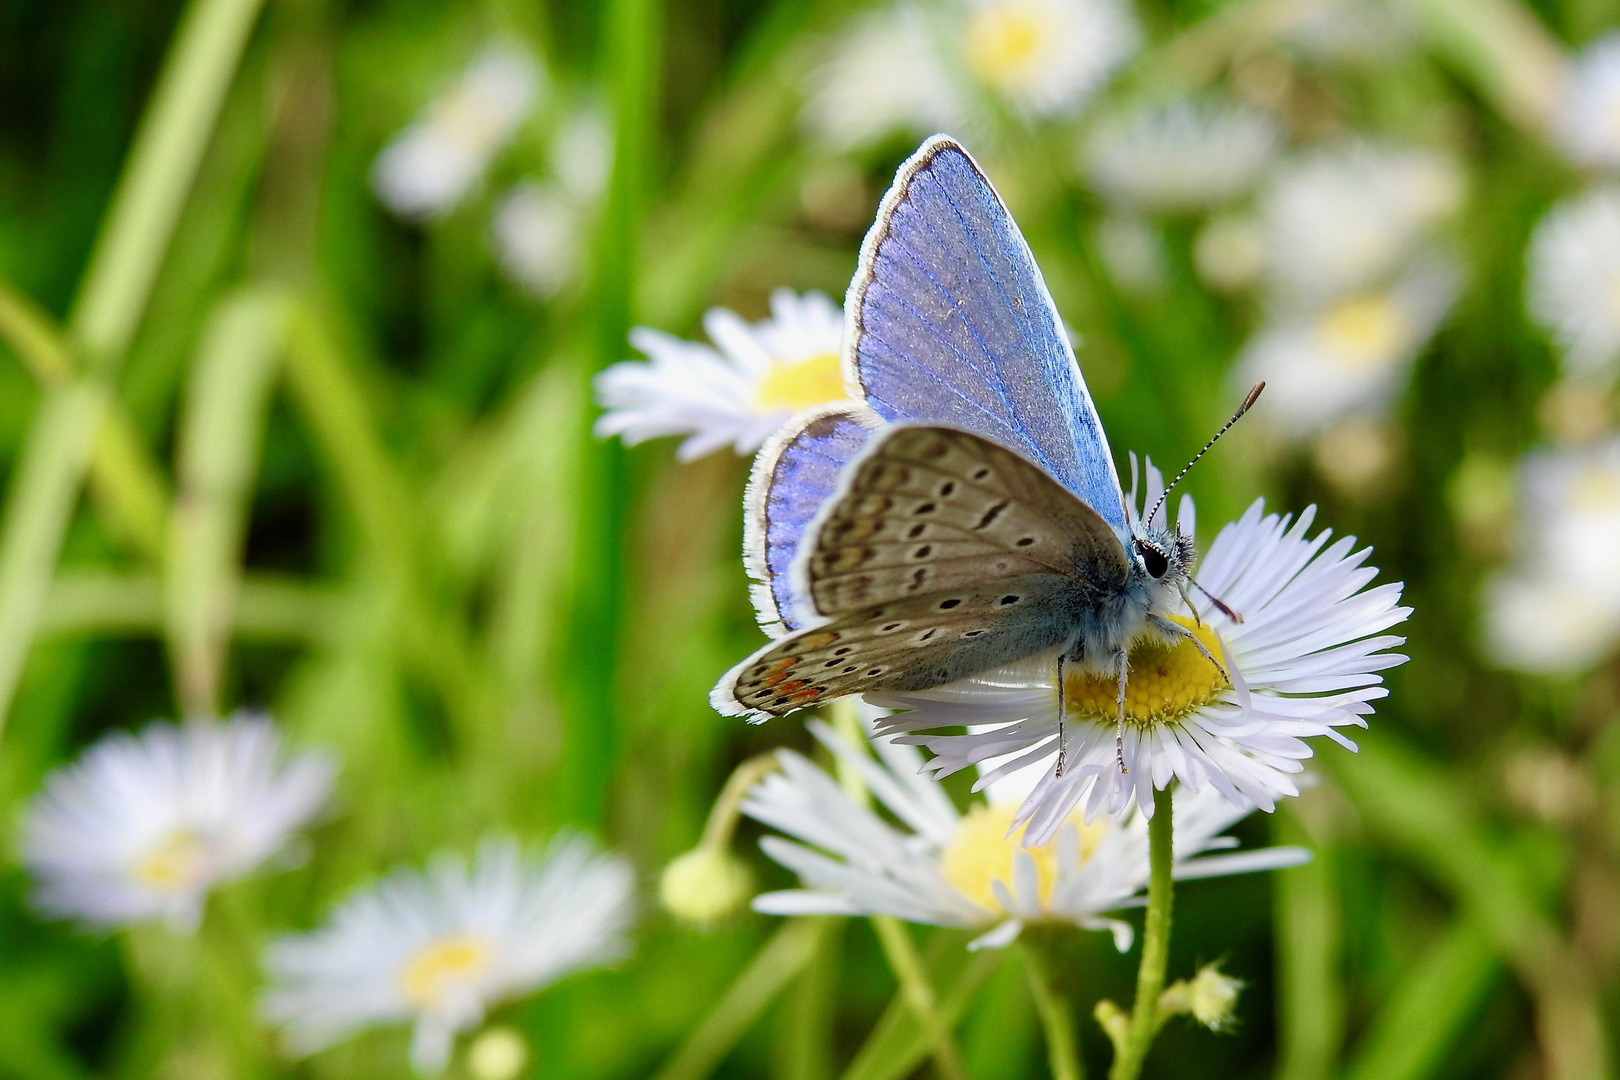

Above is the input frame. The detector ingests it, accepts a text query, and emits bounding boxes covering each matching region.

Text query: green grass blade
[68,0,267,365]
[841,946,1002,1080]
[0,279,169,560]
[1343,921,1498,1080]
[652,919,824,1080]
[0,381,113,733]
[164,287,288,715]
[1273,808,1345,1080]
[40,571,337,644]
[1328,734,1611,1080]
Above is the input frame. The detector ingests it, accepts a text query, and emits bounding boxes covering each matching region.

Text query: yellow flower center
[964,2,1049,92]
[132,830,211,891]
[1317,293,1410,371]
[399,934,494,1010]
[1570,464,1620,515]
[753,352,846,413]
[1065,616,1229,726]
[939,802,1107,915]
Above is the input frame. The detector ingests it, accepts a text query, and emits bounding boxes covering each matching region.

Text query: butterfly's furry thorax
[1062,519,1193,676]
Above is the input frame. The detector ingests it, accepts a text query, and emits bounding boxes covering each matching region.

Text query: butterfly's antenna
[1146,382,1265,529]
[1192,578,1244,624]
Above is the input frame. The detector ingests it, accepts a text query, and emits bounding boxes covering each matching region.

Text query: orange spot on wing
[778,680,809,694]
[760,657,799,687]
[789,687,824,703]
[802,632,840,649]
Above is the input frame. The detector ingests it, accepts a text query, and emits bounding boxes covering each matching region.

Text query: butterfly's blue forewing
[844,136,1127,531]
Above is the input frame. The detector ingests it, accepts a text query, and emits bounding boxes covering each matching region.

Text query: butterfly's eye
[1136,540,1169,579]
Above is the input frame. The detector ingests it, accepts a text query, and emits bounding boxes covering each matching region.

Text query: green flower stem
[1021,942,1083,1080]
[1109,786,1175,1080]
[871,916,972,1080]
[700,753,783,850]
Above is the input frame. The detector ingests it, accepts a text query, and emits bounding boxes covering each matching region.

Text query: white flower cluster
[803,0,1139,150]
[1232,142,1462,445]
[21,714,333,930]
[1484,438,1620,673]
[372,42,609,299]
[742,721,1308,951]
[19,715,636,1075]
[263,836,633,1074]
[1082,96,1281,215]
[373,44,544,220]
[1478,32,1620,677]
[1530,33,1620,386]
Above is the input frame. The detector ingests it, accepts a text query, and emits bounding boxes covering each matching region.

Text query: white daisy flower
[490,105,611,298]
[871,477,1410,837]
[1554,32,1620,170]
[802,0,1136,149]
[593,288,850,460]
[1483,572,1620,674]
[743,721,1308,951]
[958,0,1139,120]
[373,44,543,220]
[262,835,633,1075]
[1259,142,1462,305]
[1236,254,1461,439]
[802,5,970,151]
[492,182,584,298]
[1527,187,1620,378]
[1082,97,1282,214]
[1484,437,1620,672]
[20,714,333,931]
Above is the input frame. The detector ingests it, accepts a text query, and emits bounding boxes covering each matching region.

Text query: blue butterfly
[712,136,1254,773]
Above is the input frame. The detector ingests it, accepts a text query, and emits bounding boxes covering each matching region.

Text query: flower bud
[1186,963,1243,1031]
[659,845,754,925]
[467,1026,529,1080]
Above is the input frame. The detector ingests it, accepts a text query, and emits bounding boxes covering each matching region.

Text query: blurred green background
[1,0,1618,1076]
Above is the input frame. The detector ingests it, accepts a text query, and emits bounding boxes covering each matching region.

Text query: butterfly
[711,136,1255,773]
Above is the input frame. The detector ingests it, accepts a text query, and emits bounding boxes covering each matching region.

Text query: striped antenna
[1145,382,1265,529]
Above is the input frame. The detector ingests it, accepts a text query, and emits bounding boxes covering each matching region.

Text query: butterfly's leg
[1114,647,1129,775]
[1055,653,1067,777]
[1149,613,1231,684]
[1176,583,1203,628]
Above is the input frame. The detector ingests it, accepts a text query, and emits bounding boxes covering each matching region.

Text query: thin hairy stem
[1109,786,1175,1080]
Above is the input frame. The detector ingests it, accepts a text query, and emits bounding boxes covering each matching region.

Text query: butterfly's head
[1128,521,1195,604]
